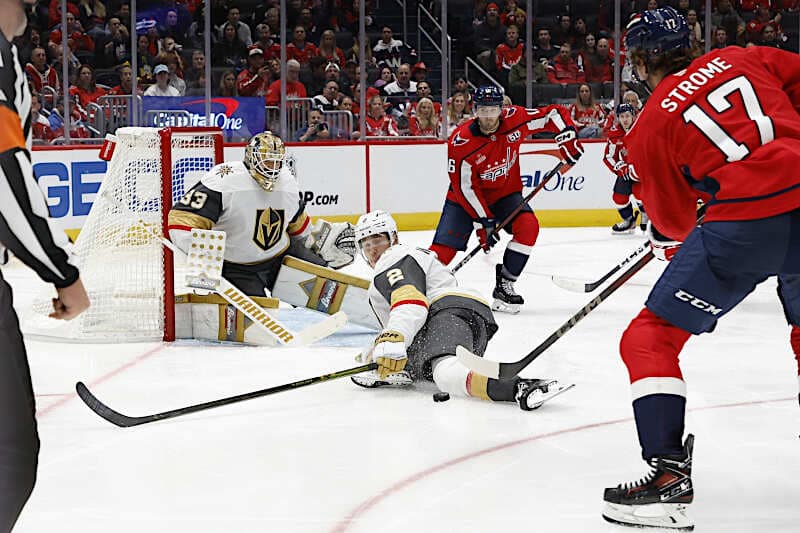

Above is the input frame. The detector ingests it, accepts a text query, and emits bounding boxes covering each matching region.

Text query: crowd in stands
[16,0,800,144]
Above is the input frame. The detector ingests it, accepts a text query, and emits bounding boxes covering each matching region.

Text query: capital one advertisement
[141,97,266,139]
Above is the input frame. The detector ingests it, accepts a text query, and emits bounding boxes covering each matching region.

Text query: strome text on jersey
[660,57,734,112]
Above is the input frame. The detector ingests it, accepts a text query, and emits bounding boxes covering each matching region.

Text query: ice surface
[6,227,798,532]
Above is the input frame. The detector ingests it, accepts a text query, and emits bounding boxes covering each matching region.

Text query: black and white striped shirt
[0,32,78,288]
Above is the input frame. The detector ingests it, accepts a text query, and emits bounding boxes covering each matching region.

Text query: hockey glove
[555,127,584,165]
[647,222,682,261]
[372,330,408,379]
[614,163,639,182]
[473,217,499,252]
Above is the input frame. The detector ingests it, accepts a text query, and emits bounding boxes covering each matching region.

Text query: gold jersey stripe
[168,210,214,230]
[467,371,490,400]
[286,212,309,235]
[390,284,428,308]
[283,256,371,289]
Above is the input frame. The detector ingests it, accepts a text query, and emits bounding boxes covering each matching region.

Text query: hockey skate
[492,264,524,314]
[639,210,649,233]
[602,434,695,531]
[515,379,574,410]
[351,369,413,388]
[612,213,638,235]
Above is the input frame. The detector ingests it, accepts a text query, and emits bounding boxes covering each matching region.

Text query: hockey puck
[433,392,450,402]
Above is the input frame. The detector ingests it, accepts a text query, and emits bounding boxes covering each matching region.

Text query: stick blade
[75,382,144,428]
[455,345,499,379]
[550,275,590,293]
[293,311,348,346]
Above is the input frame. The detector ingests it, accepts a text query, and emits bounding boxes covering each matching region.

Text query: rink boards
[32,140,619,239]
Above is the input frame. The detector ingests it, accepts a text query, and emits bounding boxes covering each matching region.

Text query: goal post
[23,127,225,342]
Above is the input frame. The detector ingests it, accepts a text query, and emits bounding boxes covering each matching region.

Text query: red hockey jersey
[626,46,800,240]
[603,124,628,173]
[446,104,574,219]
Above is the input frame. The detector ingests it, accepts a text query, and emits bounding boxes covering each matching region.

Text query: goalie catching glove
[304,220,357,268]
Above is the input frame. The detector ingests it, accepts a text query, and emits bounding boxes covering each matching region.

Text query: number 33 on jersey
[625,46,800,242]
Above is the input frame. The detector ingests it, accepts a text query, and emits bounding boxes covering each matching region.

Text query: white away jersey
[167,161,310,264]
[368,244,488,347]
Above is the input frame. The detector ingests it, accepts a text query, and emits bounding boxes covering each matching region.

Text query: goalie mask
[355,211,398,267]
[244,131,286,191]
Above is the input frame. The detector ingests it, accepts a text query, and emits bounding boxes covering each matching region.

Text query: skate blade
[492,299,521,314]
[602,502,694,531]
[611,228,636,235]
[527,383,575,409]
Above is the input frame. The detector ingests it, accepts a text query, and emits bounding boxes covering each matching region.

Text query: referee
[0,0,89,529]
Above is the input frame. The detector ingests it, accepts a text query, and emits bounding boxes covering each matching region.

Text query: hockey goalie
[166,131,358,339]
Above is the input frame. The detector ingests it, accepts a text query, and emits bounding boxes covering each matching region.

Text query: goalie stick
[551,241,650,293]
[151,224,346,346]
[76,362,378,427]
[457,248,655,379]
[451,160,566,274]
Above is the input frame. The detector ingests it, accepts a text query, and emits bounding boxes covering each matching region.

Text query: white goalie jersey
[167,161,310,265]
[368,244,489,347]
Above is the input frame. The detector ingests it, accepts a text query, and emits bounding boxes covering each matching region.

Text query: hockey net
[23,127,224,342]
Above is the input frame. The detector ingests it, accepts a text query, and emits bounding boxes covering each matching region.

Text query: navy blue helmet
[616,103,636,116]
[474,85,504,108]
[625,7,690,56]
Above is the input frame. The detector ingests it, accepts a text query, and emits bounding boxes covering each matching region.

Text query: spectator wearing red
[31,93,57,143]
[253,24,281,61]
[318,29,346,66]
[48,11,94,55]
[47,0,80,28]
[365,94,399,136]
[25,46,58,96]
[286,26,319,66]
[495,25,523,72]
[409,81,441,116]
[500,0,526,28]
[411,62,428,83]
[745,5,783,43]
[547,43,585,85]
[237,46,272,98]
[446,91,472,136]
[583,37,613,84]
[266,59,308,106]
[568,83,605,139]
[408,97,440,137]
[69,64,106,115]
[108,64,139,96]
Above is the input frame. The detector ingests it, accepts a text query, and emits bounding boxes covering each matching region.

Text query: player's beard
[478,116,500,135]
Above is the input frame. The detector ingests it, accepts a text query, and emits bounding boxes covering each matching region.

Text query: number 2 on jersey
[682,75,774,163]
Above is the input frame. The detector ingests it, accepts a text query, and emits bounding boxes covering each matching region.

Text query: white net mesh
[24,127,221,342]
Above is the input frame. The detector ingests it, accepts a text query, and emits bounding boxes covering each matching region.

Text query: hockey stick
[450,160,566,274]
[551,241,650,293]
[76,362,378,427]
[457,248,655,379]
[151,225,346,346]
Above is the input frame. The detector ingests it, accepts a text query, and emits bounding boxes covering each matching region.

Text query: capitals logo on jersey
[253,208,285,250]
[479,147,516,182]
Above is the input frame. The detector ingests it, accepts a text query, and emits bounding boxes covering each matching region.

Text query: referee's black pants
[0,274,39,531]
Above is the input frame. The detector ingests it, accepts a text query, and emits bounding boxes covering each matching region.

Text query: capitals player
[602,7,800,530]
[429,85,584,313]
[351,210,570,409]
[168,132,356,296]
[603,103,646,234]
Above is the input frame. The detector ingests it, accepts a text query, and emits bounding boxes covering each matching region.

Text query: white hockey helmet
[244,131,285,191]
[355,210,398,245]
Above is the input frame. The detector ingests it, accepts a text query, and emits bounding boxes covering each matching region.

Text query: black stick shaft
[583,241,650,291]
[451,160,565,274]
[498,250,655,379]
[77,363,378,428]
